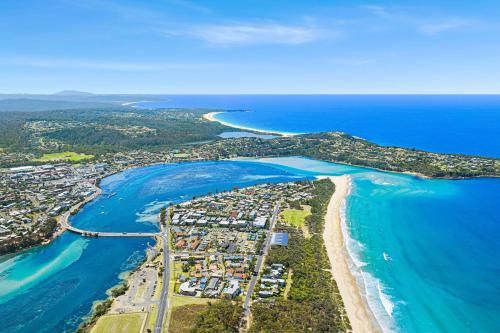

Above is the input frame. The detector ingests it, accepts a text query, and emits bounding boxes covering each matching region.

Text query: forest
[249,179,351,333]
[0,107,232,155]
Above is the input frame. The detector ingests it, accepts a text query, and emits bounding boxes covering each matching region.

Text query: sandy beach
[323,175,381,333]
[203,111,296,137]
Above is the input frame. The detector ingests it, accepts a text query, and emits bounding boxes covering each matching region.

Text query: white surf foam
[340,177,397,332]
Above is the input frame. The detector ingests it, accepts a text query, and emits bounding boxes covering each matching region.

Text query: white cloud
[357,5,481,36]
[418,19,477,35]
[359,5,389,17]
[179,23,329,45]
[165,0,211,14]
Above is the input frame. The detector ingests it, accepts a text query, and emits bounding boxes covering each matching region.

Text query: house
[179,281,197,296]
[258,290,274,298]
[253,216,267,228]
[206,277,220,291]
[222,280,241,299]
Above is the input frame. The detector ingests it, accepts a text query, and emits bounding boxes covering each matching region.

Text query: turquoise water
[245,157,500,333]
[1,158,498,332]
[0,161,310,333]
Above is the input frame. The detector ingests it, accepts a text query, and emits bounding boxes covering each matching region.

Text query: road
[154,214,171,333]
[60,208,159,238]
[241,201,281,328]
[58,186,160,238]
[59,183,169,332]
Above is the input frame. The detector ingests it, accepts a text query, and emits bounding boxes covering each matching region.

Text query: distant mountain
[53,90,94,96]
[0,98,116,112]
[0,93,166,105]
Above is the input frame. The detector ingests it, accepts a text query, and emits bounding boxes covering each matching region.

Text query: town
[168,182,313,303]
[0,162,109,254]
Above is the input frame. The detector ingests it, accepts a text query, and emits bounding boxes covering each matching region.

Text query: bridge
[58,191,160,238]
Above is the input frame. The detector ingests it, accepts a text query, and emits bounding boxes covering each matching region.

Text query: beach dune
[203,111,295,137]
[323,175,381,333]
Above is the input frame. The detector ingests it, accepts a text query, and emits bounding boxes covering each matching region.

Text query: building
[179,281,197,296]
[270,232,288,246]
[222,279,241,299]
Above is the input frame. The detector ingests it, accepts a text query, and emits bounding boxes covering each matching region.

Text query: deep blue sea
[139,95,500,332]
[141,95,500,157]
[1,96,499,333]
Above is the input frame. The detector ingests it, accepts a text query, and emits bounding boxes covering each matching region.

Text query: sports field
[33,151,94,162]
[90,313,145,333]
[280,207,310,227]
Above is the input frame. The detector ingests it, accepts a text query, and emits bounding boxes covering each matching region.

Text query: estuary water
[1,95,499,333]
[0,158,498,333]
[244,157,500,333]
[139,95,500,332]
[0,161,310,333]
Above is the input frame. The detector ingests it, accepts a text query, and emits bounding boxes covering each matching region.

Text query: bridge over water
[59,202,159,238]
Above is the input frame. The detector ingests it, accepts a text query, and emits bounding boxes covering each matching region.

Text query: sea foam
[340,179,397,333]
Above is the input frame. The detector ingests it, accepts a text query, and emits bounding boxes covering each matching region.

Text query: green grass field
[90,313,145,333]
[171,295,213,308]
[33,151,94,162]
[281,208,310,227]
[145,305,158,333]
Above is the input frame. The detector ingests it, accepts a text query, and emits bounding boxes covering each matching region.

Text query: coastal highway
[154,213,171,333]
[241,201,281,328]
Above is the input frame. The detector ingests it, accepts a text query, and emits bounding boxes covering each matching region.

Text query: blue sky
[1,0,499,94]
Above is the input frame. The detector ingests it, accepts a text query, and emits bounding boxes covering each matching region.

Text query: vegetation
[280,208,310,227]
[89,312,145,333]
[160,207,167,226]
[109,283,129,298]
[0,107,233,157]
[0,98,112,112]
[190,300,243,333]
[250,179,350,333]
[33,151,94,162]
[200,132,499,178]
[169,304,210,333]
[75,299,113,333]
[1,105,497,178]
[0,217,58,255]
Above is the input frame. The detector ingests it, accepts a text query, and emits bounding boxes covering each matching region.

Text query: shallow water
[246,157,500,333]
[0,161,309,333]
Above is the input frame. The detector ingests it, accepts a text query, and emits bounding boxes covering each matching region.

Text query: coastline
[203,111,297,137]
[322,175,382,333]
[58,183,103,234]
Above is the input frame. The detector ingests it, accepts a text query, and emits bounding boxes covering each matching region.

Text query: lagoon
[1,157,499,333]
[0,161,309,333]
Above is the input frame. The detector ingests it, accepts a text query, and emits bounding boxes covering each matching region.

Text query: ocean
[1,96,499,333]
[141,95,500,157]
[244,157,500,333]
[139,95,500,332]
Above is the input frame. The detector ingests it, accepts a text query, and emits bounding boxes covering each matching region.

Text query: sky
[0,0,499,94]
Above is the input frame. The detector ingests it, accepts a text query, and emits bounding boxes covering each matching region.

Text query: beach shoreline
[203,111,297,137]
[322,175,382,333]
